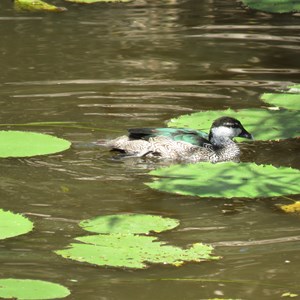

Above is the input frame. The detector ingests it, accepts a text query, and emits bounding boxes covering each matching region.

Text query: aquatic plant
[0,131,71,158]
[147,162,300,198]
[55,214,219,269]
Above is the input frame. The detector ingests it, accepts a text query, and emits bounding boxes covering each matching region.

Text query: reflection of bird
[98,117,253,163]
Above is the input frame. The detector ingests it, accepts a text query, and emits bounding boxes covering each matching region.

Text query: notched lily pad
[168,108,300,141]
[147,162,300,199]
[80,213,179,234]
[241,0,300,13]
[55,233,219,269]
[0,279,70,299]
[0,131,71,158]
[56,213,219,269]
[14,0,67,11]
[0,209,33,240]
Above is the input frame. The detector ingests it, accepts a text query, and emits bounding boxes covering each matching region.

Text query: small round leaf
[0,279,70,300]
[80,214,179,234]
[0,131,71,158]
[0,209,33,240]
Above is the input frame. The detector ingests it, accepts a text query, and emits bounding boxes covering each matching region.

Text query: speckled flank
[102,116,252,163]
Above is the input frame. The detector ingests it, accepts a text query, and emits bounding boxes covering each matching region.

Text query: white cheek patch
[212,126,241,138]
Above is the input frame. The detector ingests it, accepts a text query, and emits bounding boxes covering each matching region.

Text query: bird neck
[209,134,233,147]
[209,135,240,162]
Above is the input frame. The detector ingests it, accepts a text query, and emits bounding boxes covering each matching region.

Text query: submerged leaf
[0,209,33,240]
[80,213,179,234]
[14,0,67,11]
[55,233,219,269]
[241,0,300,13]
[168,108,300,141]
[0,131,71,158]
[0,279,70,299]
[147,162,300,198]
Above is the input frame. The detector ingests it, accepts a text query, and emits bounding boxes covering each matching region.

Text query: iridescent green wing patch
[147,162,300,198]
[168,108,300,141]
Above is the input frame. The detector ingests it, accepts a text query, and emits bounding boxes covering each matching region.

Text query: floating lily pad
[56,214,219,269]
[0,131,71,158]
[147,162,300,198]
[278,201,300,213]
[288,84,300,93]
[0,209,33,240]
[14,0,67,11]
[65,0,131,3]
[261,84,300,110]
[261,94,300,110]
[241,0,300,13]
[80,214,179,234]
[55,233,218,269]
[0,279,70,300]
[168,108,300,141]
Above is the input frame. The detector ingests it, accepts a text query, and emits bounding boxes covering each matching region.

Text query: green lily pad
[241,0,300,13]
[288,84,300,93]
[167,108,300,141]
[80,214,179,234]
[261,84,300,110]
[0,131,71,158]
[0,209,33,240]
[147,162,300,198]
[261,94,300,110]
[0,279,70,300]
[14,0,67,11]
[65,0,131,3]
[55,233,218,269]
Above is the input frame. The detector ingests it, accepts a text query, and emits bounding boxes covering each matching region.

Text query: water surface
[0,1,300,299]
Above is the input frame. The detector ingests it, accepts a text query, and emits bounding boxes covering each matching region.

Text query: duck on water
[97,116,253,163]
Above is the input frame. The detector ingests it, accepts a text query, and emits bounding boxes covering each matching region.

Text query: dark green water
[0,0,300,299]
